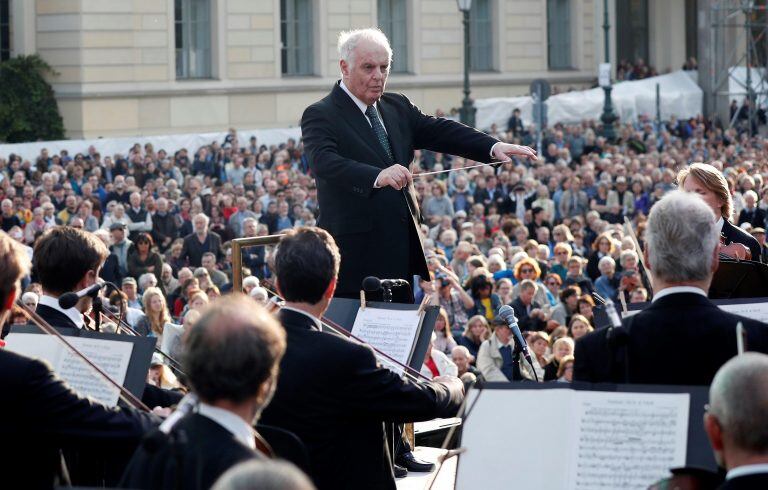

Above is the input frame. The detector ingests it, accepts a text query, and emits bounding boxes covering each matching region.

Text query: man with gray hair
[301,27,536,299]
[574,190,768,384]
[704,352,768,488]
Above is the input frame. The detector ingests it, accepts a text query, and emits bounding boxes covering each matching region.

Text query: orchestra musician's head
[704,352,768,471]
[33,226,109,312]
[677,163,732,222]
[184,295,286,425]
[338,28,392,106]
[644,190,719,292]
[274,227,340,318]
[0,231,31,324]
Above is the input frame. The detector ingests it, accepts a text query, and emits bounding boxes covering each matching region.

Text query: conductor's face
[341,40,390,106]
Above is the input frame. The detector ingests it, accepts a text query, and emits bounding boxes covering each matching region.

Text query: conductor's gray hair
[337,28,392,67]
[211,460,315,490]
[709,352,768,454]
[645,190,718,283]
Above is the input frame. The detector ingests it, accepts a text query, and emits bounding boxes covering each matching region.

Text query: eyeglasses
[520,268,534,273]
[546,281,558,286]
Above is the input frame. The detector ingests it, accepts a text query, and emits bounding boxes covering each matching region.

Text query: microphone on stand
[497,305,534,367]
[58,283,106,310]
[362,276,410,290]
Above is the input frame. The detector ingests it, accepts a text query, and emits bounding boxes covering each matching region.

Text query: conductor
[301,28,536,298]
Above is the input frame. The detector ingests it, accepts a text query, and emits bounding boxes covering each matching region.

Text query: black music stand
[709,259,768,299]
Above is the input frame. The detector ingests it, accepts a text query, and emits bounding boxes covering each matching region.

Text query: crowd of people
[3,98,768,386]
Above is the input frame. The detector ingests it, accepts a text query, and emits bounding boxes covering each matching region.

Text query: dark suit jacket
[719,472,768,489]
[501,192,536,216]
[260,309,463,490]
[510,297,547,332]
[722,219,762,263]
[120,413,261,490]
[301,82,498,296]
[0,349,157,489]
[574,292,768,385]
[736,207,767,229]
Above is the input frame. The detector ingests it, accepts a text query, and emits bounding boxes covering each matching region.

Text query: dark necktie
[365,105,394,162]
[498,344,515,381]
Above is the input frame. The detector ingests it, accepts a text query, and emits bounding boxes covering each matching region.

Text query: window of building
[175,0,212,79]
[0,0,10,62]
[547,0,572,69]
[281,0,313,76]
[616,0,649,64]
[469,0,493,72]
[377,0,408,73]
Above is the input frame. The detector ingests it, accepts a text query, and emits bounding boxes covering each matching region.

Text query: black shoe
[394,464,408,478]
[396,451,435,473]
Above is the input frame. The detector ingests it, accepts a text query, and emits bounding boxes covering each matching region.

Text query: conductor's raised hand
[376,164,413,191]
[491,142,537,162]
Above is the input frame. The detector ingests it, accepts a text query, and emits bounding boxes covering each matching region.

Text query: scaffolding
[709,0,768,134]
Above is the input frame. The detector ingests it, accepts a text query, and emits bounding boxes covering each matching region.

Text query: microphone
[497,305,533,365]
[362,276,410,291]
[58,283,106,310]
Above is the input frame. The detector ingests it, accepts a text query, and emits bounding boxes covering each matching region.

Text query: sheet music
[160,323,184,359]
[351,307,422,376]
[570,392,689,489]
[5,333,134,407]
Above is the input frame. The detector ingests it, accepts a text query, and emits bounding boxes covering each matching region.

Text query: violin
[719,232,751,261]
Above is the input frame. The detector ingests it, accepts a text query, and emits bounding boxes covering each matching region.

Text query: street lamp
[457,0,476,127]
[600,0,617,142]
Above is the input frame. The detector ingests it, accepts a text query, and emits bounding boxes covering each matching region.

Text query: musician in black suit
[704,353,768,490]
[32,227,182,409]
[678,163,762,262]
[575,191,768,385]
[0,231,158,489]
[301,28,535,298]
[260,227,464,490]
[121,295,289,490]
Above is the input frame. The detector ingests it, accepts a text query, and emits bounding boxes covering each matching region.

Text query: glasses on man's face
[520,268,534,274]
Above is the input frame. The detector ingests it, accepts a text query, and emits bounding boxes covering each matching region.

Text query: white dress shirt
[651,286,707,303]
[726,463,768,480]
[38,294,85,329]
[197,403,256,450]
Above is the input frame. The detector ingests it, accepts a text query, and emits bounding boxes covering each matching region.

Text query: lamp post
[457,0,476,127]
[600,0,617,141]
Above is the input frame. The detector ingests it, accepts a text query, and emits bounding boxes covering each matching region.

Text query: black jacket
[574,292,768,385]
[301,82,498,296]
[719,472,768,489]
[0,349,157,489]
[736,207,767,229]
[120,413,261,490]
[151,212,178,251]
[722,219,762,262]
[510,297,547,332]
[260,309,463,490]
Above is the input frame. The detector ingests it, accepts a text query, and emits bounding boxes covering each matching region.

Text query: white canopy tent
[475,70,703,131]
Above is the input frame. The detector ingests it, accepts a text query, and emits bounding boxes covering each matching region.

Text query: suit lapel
[331,84,392,168]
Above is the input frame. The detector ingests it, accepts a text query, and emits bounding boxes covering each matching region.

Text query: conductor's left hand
[491,143,537,162]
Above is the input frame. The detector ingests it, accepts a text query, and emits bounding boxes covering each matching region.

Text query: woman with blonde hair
[136,287,178,347]
[568,314,593,340]
[544,337,574,381]
[457,315,492,360]
[433,307,458,355]
[520,331,550,382]
[678,162,761,260]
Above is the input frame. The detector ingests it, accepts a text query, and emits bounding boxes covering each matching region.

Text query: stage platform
[396,446,457,490]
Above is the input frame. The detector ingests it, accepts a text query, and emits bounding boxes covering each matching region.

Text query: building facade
[3,0,692,139]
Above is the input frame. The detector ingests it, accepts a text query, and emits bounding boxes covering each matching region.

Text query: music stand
[709,259,768,299]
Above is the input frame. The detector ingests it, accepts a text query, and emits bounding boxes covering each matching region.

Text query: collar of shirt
[38,294,85,329]
[280,306,322,331]
[339,80,386,133]
[651,286,707,303]
[716,216,724,233]
[726,463,768,480]
[197,402,256,451]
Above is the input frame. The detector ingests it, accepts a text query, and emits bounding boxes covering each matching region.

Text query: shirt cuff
[490,142,501,159]
[373,172,382,189]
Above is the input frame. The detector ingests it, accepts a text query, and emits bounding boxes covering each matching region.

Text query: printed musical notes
[351,307,422,376]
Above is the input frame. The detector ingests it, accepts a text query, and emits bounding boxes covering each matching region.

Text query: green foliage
[0,54,65,143]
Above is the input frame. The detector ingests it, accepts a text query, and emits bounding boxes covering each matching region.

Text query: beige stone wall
[32,0,604,139]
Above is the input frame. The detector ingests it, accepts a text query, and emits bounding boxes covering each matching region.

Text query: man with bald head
[301,27,536,299]
[704,353,768,489]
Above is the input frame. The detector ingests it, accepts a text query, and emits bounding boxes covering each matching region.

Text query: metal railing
[230,234,284,292]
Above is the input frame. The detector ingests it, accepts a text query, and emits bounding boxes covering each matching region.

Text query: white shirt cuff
[490,142,501,158]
